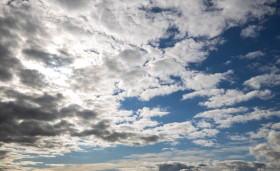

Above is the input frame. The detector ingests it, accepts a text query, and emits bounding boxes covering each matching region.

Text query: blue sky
[0,0,280,170]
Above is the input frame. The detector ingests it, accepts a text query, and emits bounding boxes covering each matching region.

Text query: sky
[0,0,280,170]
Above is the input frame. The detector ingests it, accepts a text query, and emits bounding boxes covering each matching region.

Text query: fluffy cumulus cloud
[0,0,279,170]
[251,131,280,161]
[245,123,280,170]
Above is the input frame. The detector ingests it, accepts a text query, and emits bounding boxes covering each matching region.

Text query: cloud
[240,25,263,38]
[0,35,21,82]
[0,91,69,145]
[181,70,233,92]
[41,157,270,171]
[196,121,212,128]
[0,50,18,82]
[250,131,280,161]
[228,135,249,141]
[244,73,280,89]
[158,162,198,171]
[199,89,272,108]
[164,38,211,64]
[192,139,215,147]
[22,48,72,67]
[182,89,225,100]
[158,161,268,171]
[239,50,265,59]
[0,0,278,169]
[138,107,169,118]
[71,120,138,144]
[195,107,280,128]
[18,69,47,88]
[55,0,88,11]
[214,161,266,171]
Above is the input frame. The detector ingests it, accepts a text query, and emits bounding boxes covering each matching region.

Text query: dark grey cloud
[4,89,63,111]
[157,161,267,171]
[72,120,134,142]
[0,120,61,144]
[0,102,56,123]
[0,1,48,83]
[140,135,160,144]
[19,69,46,88]
[60,104,81,117]
[158,163,197,171]
[0,108,76,147]
[0,88,110,150]
[0,150,8,160]
[71,120,162,144]
[0,43,20,82]
[77,109,97,120]
[218,161,266,171]
[3,1,46,37]
[56,0,88,10]
[0,89,68,146]
[0,101,62,145]
[22,48,72,67]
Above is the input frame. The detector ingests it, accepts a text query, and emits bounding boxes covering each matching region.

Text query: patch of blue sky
[157,27,184,49]
[198,16,280,73]
[139,6,180,15]
[148,26,186,49]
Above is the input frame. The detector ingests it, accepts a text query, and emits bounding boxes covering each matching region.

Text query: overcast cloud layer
[0,0,280,170]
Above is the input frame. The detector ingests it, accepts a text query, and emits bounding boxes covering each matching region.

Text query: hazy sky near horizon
[0,0,280,170]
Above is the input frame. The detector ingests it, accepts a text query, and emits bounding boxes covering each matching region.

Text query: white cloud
[138,107,169,118]
[195,107,280,128]
[196,120,212,128]
[201,128,219,137]
[240,25,263,38]
[244,73,280,89]
[200,89,272,108]
[228,135,249,141]
[250,130,280,164]
[165,38,210,64]
[139,84,183,101]
[193,139,215,147]
[246,122,280,169]
[115,107,169,131]
[152,121,197,138]
[239,50,265,59]
[182,70,233,91]
[182,88,225,100]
